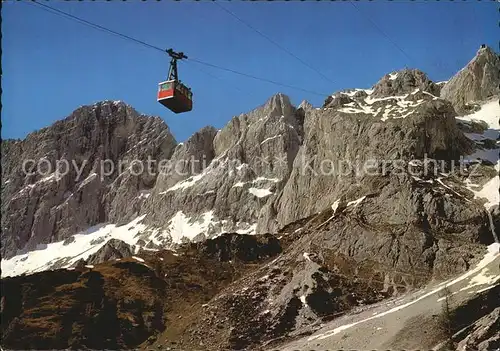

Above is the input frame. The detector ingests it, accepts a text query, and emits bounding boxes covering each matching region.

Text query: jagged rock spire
[440,44,500,113]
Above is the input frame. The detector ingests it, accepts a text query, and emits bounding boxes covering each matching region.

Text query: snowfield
[1,216,148,278]
[334,88,438,122]
[458,98,500,170]
[1,211,257,278]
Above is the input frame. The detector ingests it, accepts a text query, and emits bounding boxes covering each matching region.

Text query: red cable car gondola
[158,48,193,113]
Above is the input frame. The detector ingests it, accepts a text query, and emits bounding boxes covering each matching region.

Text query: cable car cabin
[157,80,193,113]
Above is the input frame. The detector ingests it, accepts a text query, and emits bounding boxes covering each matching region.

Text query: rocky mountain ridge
[1,101,177,259]
[2,45,499,269]
[441,45,500,114]
[1,44,499,351]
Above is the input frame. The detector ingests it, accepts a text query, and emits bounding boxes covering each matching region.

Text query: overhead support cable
[214,1,335,85]
[25,0,329,97]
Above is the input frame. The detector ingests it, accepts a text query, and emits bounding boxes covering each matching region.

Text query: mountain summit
[1,46,499,351]
[441,44,500,113]
[371,68,441,98]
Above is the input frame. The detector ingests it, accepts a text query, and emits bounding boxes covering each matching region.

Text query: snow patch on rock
[1,215,149,278]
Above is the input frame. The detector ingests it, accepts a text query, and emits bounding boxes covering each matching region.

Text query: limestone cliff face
[1,44,499,351]
[441,45,500,113]
[270,76,474,231]
[1,101,177,259]
[141,93,304,244]
[1,46,498,284]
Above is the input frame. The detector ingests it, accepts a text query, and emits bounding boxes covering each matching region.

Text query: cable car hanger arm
[166,48,188,82]
[166,48,188,60]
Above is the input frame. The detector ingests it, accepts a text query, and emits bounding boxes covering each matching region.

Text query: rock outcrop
[1,101,177,259]
[3,45,500,283]
[3,47,499,277]
[441,45,500,113]
[371,68,441,98]
[141,93,304,242]
[269,80,474,231]
[1,45,499,351]
[86,239,134,265]
[449,284,500,351]
[195,233,282,262]
[455,307,500,351]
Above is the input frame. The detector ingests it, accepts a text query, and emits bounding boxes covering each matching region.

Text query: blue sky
[2,1,497,142]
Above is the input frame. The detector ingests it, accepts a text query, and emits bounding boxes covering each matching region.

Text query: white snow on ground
[459,99,499,242]
[331,199,341,214]
[78,173,97,190]
[388,72,398,80]
[421,91,439,100]
[251,177,280,184]
[256,115,269,123]
[248,187,273,198]
[460,267,500,292]
[336,89,428,122]
[458,99,499,169]
[338,106,370,114]
[260,134,282,145]
[234,176,278,198]
[436,178,470,202]
[365,94,409,105]
[235,223,257,234]
[465,175,499,243]
[347,196,366,208]
[14,173,67,198]
[165,210,215,242]
[308,243,500,341]
[457,99,500,130]
[342,89,374,97]
[160,155,230,193]
[317,199,345,228]
[473,285,497,294]
[162,171,209,193]
[132,256,145,263]
[436,266,500,302]
[256,274,270,284]
[138,190,151,200]
[39,173,60,183]
[316,196,348,231]
[1,215,148,278]
[303,253,312,262]
[1,210,237,278]
[232,177,280,189]
[236,163,248,171]
[467,176,500,210]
